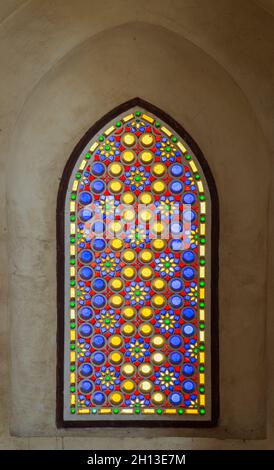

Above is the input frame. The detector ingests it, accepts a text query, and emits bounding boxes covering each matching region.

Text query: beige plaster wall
[0,0,273,449]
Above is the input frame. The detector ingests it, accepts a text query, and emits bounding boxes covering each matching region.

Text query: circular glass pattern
[170,163,184,178]
[92,162,105,177]
[122,363,135,377]
[79,306,93,321]
[79,191,92,205]
[91,179,105,194]
[169,335,183,349]
[79,380,93,395]
[79,323,93,338]
[69,108,206,418]
[79,363,93,378]
[92,335,105,349]
[92,392,106,405]
[79,266,93,281]
[79,208,93,222]
[92,278,106,292]
[92,238,106,251]
[91,351,105,366]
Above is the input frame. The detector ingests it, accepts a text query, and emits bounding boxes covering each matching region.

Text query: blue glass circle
[183,209,196,222]
[170,239,184,251]
[91,180,105,194]
[92,238,106,251]
[183,364,195,376]
[169,335,182,349]
[79,363,93,377]
[92,335,105,349]
[169,392,183,406]
[79,306,93,321]
[92,294,106,308]
[170,163,184,177]
[183,192,196,205]
[183,267,195,280]
[79,208,93,222]
[182,250,195,263]
[170,295,184,308]
[92,278,106,292]
[170,278,184,292]
[182,324,195,337]
[92,392,105,405]
[79,266,93,280]
[170,351,183,364]
[182,380,195,393]
[79,191,92,205]
[80,250,93,264]
[182,307,195,320]
[92,351,105,365]
[171,222,183,235]
[79,323,93,338]
[92,221,105,234]
[170,180,184,194]
[79,380,93,394]
[92,162,105,176]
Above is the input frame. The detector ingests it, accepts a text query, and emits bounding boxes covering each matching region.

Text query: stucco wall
[0,0,274,449]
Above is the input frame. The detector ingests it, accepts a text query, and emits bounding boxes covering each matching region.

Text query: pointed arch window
[57,99,218,426]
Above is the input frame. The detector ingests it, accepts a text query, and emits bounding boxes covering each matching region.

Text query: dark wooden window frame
[56,97,219,428]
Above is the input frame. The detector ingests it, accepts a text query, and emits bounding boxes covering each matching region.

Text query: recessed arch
[57,97,219,427]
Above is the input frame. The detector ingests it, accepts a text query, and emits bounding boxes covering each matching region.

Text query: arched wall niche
[56,97,219,427]
[7,22,269,439]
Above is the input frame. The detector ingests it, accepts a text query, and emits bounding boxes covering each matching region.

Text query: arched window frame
[57,97,219,427]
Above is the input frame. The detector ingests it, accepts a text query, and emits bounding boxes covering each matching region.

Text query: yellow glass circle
[122,323,135,336]
[109,294,123,308]
[140,133,154,147]
[121,191,135,204]
[139,323,153,337]
[123,209,135,222]
[121,150,135,164]
[139,192,153,205]
[122,306,136,320]
[109,180,123,194]
[152,392,165,405]
[139,307,153,320]
[140,209,152,222]
[110,392,123,404]
[109,238,123,251]
[152,278,166,292]
[109,278,123,291]
[109,221,122,233]
[152,221,166,235]
[122,380,135,393]
[122,249,136,263]
[152,180,166,194]
[139,249,153,263]
[122,266,136,280]
[122,133,136,147]
[139,266,153,280]
[152,163,166,177]
[151,335,165,348]
[121,363,135,377]
[109,352,123,365]
[139,380,153,393]
[138,363,152,377]
[109,162,123,177]
[139,150,154,164]
[151,294,165,308]
[151,352,165,365]
[152,239,166,251]
[109,335,123,348]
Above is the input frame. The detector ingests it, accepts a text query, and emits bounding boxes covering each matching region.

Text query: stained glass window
[57,100,218,425]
